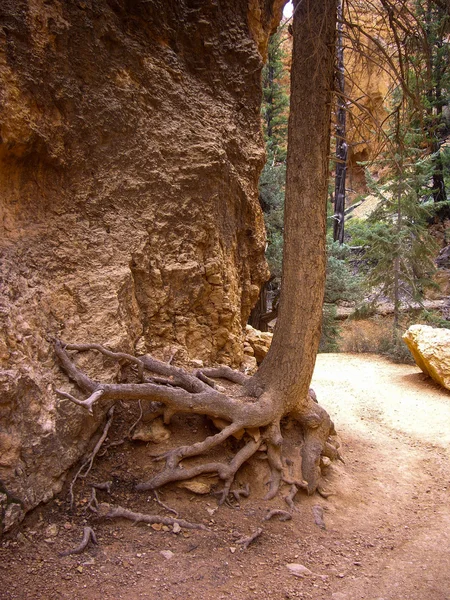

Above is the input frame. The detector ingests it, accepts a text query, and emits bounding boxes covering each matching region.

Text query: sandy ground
[1,353,450,600]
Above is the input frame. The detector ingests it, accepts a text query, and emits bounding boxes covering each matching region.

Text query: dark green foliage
[259,26,290,283]
[320,239,363,352]
[261,30,289,163]
[324,240,362,304]
[319,304,340,352]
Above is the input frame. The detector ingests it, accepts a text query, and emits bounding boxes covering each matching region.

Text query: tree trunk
[253,0,337,406]
[333,0,347,245]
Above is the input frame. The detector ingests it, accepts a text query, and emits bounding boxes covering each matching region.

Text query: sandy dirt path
[312,353,450,600]
[1,353,450,600]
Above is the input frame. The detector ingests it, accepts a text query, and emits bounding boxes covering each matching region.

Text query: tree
[55,0,339,503]
[347,100,438,337]
[261,27,290,165]
[333,0,348,244]
[251,25,290,331]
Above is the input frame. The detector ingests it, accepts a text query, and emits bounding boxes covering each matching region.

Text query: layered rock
[403,324,450,389]
[244,324,273,366]
[0,0,284,529]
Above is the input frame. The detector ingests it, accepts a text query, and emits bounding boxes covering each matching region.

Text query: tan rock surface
[403,324,450,389]
[244,324,273,364]
[0,0,279,528]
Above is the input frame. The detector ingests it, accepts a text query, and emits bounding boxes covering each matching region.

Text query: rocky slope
[0,0,283,530]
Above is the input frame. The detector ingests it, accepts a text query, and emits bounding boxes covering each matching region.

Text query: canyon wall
[0,0,283,530]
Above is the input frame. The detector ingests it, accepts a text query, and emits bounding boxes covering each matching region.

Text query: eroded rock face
[0,0,283,529]
[403,324,450,389]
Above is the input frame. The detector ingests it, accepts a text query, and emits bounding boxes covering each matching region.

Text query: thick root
[55,340,339,505]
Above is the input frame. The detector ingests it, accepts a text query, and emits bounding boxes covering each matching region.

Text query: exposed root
[127,400,143,438]
[284,484,299,510]
[59,526,98,557]
[312,505,326,529]
[55,340,339,505]
[232,483,250,503]
[317,486,334,499]
[196,366,249,386]
[86,488,99,513]
[55,388,105,414]
[68,406,115,509]
[264,421,283,500]
[98,503,207,530]
[93,481,112,493]
[235,527,263,549]
[263,509,292,522]
[152,490,178,517]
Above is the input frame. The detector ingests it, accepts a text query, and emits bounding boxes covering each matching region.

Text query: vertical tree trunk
[333,0,347,245]
[253,0,337,406]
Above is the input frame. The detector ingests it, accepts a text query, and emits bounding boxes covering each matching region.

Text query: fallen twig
[59,526,98,557]
[263,509,292,522]
[236,527,263,549]
[98,503,208,530]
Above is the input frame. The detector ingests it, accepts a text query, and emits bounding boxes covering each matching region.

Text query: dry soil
[1,353,449,600]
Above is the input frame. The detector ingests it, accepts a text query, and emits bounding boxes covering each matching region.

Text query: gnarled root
[97,503,207,531]
[59,526,98,557]
[54,340,339,505]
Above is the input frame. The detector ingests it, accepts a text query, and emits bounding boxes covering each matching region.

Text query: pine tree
[350,100,438,335]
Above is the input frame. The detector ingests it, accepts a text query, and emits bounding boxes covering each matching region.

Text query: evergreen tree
[251,25,290,330]
[261,28,290,164]
[349,100,438,335]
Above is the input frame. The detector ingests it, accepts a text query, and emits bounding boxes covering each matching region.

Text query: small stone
[230,547,237,554]
[286,563,313,578]
[132,418,171,443]
[160,550,174,560]
[190,359,204,368]
[45,524,58,538]
[162,525,169,532]
[151,523,162,531]
[178,479,213,494]
[172,523,181,534]
[76,565,83,573]
[16,532,28,544]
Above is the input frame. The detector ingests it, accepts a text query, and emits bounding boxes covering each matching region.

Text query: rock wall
[0,0,283,530]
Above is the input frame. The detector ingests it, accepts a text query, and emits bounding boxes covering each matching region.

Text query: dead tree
[55,0,339,503]
[333,0,348,244]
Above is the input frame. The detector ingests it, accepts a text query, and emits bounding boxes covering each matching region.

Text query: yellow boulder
[403,324,450,389]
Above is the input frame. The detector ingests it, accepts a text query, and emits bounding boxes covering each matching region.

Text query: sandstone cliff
[0,0,283,529]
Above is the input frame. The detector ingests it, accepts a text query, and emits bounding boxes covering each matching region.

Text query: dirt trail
[1,353,450,600]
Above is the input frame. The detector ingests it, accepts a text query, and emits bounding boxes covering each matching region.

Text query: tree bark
[253,0,337,408]
[333,0,347,245]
